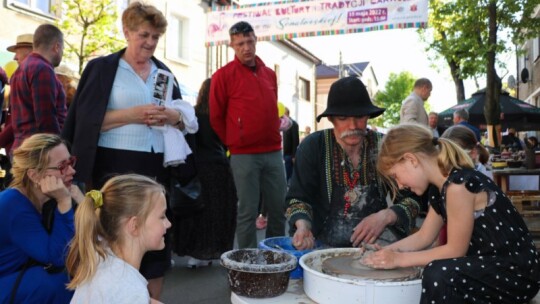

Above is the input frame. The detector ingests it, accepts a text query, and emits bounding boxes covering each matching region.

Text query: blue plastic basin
[258,236,323,279]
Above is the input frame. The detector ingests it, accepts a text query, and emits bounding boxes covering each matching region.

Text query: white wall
[0,5,47,66]
[256,42,316,132]
[153,0,209,102]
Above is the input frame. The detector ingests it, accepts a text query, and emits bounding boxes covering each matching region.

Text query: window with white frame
[298,77,310,101]
[8,0,59,17]
[533,37,540,62]
[519,48,527,70]
[166,14,189,62]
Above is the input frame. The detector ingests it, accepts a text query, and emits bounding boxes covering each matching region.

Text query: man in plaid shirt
[10,24,66,152]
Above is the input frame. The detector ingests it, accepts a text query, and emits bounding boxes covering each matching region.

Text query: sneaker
[256,214,267,230]
[186,257,212,269]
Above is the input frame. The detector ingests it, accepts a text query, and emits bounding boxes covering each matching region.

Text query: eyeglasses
[229,22,254,35]
[46,156,77,175]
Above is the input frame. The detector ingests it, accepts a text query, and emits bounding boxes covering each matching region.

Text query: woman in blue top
[0,133,83,303]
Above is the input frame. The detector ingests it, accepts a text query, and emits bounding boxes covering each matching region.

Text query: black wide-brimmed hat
[316,76,385,122]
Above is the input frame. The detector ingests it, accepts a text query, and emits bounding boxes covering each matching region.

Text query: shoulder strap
[9,199,61,302]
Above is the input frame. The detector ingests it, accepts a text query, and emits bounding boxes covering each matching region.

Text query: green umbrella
[438,89,540,131]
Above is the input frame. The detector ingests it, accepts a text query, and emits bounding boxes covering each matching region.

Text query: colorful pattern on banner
[206,0,428,46]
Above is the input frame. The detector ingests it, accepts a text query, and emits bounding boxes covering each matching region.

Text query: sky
[293,28,517,113]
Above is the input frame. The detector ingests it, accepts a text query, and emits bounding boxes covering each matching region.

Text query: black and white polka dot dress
[422,168,540,303]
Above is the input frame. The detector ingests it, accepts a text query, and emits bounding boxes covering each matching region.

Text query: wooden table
[491,168,540,193]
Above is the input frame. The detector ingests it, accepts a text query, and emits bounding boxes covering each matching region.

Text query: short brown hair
[122,2,167,34]
[414,78,432,89]
[33,24,63,50]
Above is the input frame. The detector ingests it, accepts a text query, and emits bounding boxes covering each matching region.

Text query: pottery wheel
[322,254,420,281]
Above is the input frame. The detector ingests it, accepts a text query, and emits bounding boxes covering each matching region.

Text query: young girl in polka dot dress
[363,123,540,303]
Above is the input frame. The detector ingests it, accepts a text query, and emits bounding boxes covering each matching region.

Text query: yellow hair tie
[86,190,103,209]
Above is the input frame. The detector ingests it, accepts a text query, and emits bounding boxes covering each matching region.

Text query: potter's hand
[361,248,397,269]
[350,209,396,247]
[292,219,315,250]
[360,242,382,253]
[40,175,71,213]
[353,242,381,260]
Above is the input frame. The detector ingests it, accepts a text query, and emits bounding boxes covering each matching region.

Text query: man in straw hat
[7,33,33,64]
[0,34,34,157]
[286,76,421,249]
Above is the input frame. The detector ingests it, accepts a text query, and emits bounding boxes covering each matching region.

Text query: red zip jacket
[209,56,282,155]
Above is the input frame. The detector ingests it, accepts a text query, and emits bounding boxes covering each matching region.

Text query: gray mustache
[340,129,366,139]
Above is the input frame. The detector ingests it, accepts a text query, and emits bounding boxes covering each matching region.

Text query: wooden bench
[508,191,540,217]
[508,191,540,250]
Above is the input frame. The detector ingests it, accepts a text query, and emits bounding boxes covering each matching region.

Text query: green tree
[419,0,486,102]
[421,0,540,147]
[371,72,416,128]
[56,0,124,75]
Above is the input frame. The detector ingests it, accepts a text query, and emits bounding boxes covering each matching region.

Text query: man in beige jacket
[399,78,432,125]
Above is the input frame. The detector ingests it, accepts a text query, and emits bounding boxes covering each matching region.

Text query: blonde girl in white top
[67,174,171,304]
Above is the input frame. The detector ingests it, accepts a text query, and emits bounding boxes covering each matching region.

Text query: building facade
[516,5,540,108]
[0,0,209,101]
[1,0,322,130]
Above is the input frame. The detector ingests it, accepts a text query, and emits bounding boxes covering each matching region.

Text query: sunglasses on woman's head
[46,156,77,175]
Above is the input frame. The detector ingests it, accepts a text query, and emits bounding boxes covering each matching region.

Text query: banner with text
[206,0,428,46]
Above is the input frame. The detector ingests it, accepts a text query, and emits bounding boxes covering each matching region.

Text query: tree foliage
[419,0,487,101]
[423,0,540,90]
[371,71,416,128]
[421,0,540,147]
[56,0,124,75]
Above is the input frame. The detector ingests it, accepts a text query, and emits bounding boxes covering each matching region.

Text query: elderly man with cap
[286,76,421,249]
[0,34,34,157]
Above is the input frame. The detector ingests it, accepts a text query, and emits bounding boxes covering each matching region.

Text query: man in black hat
[286,76,421,249]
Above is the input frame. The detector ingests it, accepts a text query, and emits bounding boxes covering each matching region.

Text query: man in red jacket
[210,21,287,248]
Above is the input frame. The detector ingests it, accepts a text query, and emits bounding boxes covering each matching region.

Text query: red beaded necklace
[331,131,372,217]
[343,168,359,216]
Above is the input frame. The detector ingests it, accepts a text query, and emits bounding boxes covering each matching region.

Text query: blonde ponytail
[66,174,164,289]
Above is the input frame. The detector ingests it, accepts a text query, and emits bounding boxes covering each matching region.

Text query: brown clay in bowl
[221,249,297,298]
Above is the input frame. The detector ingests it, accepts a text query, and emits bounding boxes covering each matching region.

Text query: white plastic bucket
[300,248,422,304]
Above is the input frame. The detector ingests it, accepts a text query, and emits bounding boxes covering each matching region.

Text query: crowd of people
[0,2,539,304]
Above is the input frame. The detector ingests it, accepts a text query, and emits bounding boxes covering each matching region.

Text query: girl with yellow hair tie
[67,174,171,303]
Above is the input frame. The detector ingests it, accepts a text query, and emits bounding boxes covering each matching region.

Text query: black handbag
[169,133,205,218]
